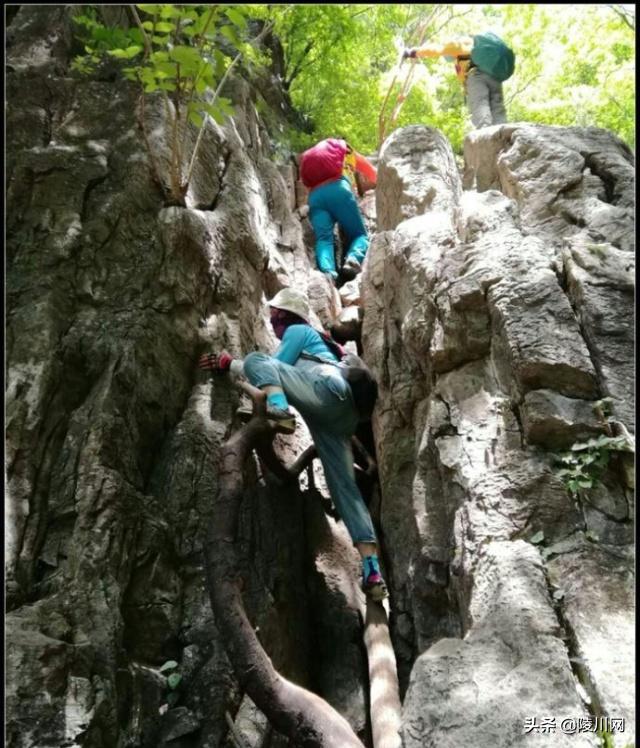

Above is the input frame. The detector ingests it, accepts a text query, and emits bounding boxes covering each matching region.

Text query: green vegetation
[553,397,633,497]
[70,4,635,164]
[264,4,635,154]
[554,434,632,496]
[72,4,267,203]
[158,659,182,711]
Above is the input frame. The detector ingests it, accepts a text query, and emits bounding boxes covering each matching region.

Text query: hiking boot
[237,405,297,434]
[362,557,388,602]
[341,257,361,281]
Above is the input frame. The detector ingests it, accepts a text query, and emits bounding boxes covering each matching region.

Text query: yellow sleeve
[415,38,473,59]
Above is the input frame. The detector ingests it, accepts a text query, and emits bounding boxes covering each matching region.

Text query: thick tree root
[363,600,403,748]
[203,384,365,748]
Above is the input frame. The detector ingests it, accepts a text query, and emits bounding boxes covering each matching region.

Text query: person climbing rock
[199,286,388,601]
[299,138,377,281]
[403,32,515,128]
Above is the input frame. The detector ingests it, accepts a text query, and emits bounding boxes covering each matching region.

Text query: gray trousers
[466,68,507,128]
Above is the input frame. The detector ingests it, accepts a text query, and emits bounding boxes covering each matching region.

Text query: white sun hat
[268,287,311,323]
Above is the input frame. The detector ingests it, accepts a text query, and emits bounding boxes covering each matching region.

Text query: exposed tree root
[203,382,365,748]
[363,601,403,748]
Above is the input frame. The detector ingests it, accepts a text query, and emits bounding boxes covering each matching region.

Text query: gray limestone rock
[402,542,600,748]
[362,122,634,740]
[376,125,462,232]
[547,547,635,748]
[521,390,605,449]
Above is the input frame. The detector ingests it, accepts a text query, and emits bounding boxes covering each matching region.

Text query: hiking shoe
[341,257,361,281]
[362,558,388,602]
[237,405,297,434]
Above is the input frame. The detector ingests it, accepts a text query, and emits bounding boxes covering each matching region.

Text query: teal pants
[308,177,369,276]
[243,352,377,544]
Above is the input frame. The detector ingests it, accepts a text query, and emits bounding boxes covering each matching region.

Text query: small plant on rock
[554,433,632,496]
[158,659,182,714]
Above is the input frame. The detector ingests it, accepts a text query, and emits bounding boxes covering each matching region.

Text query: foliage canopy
[71,4,635,162]
[261,3,635,155]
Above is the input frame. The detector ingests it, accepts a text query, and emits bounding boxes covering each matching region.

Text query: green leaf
[189,110,204,127]
[216,96,234,115]
[137,4,163,14]
[142,20,155,30]
[194,77,208,94]
[166,690,180,707]
[529,530,545,544]
[154,61,178,77]
[154,21,176,33]
[159,660,179,673]
[169,45,203,66]
[160,5,182,19]
[225,7,247,29]
[108,48,130,59]
[220,24,241,47]
[167,673,182,690]
[125,45,143,59]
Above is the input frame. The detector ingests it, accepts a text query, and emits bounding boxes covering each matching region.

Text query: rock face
[6,7,635,748]
[6,7,368,748]
[362,123,634,748]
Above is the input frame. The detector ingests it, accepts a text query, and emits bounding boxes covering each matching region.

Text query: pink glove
[199,351,233,373]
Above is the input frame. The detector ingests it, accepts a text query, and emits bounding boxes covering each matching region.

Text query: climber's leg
[308,189,338,277]
[308,425,377,545]
[466,70,493,128]
[329,178,369,267]
[489,78,508,124]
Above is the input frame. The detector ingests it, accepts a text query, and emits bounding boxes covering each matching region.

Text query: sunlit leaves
[71,3,252,202]
[268,4,634,154]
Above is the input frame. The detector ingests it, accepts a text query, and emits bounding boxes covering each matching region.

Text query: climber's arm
[414,38,473,59]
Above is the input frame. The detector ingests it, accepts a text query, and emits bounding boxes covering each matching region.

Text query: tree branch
[506,72,542,105]
[606,4,635,30]
[129,4,152,58]
[185,20,274,188]
[284,39,315,88]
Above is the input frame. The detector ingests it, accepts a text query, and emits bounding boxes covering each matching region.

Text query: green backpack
[471,32,515,82]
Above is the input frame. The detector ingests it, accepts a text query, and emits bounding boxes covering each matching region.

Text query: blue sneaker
[362,556,388,601]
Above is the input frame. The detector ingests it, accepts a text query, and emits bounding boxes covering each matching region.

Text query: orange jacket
[414,37,474,85]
